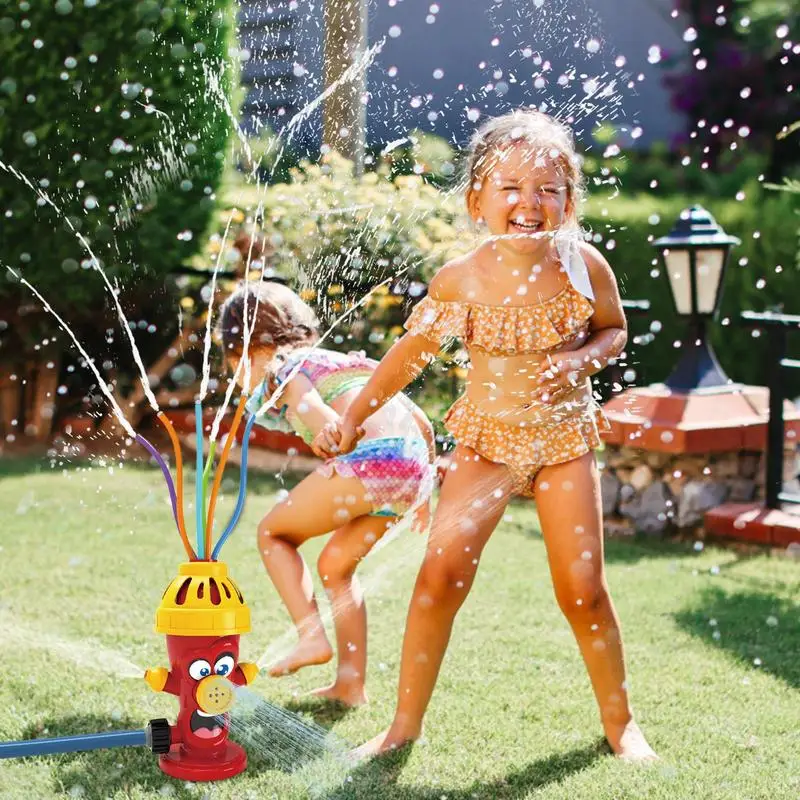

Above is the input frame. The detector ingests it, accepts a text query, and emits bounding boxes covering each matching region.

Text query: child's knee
[257,513,290,549]
[554,577,608,619]
[414,555,476,607]
[316,546,354,586]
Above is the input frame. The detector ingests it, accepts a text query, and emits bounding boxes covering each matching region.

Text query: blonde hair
[218,281,319,359]
[465,110,586,226]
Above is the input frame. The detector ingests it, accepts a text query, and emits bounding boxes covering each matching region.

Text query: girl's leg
[259,470,374,677]
[534,452,657,761]
[355,446,515,757]
[311,514,399,706]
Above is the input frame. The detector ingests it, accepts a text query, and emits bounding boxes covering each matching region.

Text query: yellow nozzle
[155,561,250,637]
[196,674,235,715]
[144,667,169,693]
[239,662,259,686]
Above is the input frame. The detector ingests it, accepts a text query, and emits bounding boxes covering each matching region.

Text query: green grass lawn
[1,456,799,799]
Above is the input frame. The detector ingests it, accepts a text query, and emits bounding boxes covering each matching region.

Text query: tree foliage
[0,0,233,316]
[663,0,799,176]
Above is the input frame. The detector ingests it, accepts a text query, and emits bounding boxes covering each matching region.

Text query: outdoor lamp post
[653,205,741,392]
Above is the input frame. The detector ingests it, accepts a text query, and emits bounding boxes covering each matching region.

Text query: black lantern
[653,205,741,392]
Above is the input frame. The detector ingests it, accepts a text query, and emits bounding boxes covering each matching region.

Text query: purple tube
[135,434,179,526]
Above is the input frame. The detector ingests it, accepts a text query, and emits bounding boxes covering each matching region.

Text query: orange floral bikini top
[403,281,595,356]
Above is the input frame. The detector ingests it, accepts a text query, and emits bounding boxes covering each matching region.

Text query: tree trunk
[323,0,368,175]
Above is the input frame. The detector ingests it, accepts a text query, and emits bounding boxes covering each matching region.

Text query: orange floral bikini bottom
[443,394,608,498]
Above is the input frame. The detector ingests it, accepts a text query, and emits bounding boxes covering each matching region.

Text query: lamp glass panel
[664,249,692,315]
[695,248,725,314]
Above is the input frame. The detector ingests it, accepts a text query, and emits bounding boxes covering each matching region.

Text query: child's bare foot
[309,682,368,707]
[349,727,419,762]
[268,635,333,677]
[606,719,659,763]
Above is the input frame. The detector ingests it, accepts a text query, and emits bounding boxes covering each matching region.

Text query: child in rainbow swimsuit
[219,281,435,707]
[316,110,658,760]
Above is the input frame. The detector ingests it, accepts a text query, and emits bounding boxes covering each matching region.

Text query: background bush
[0,0,233,329]
[584,188,800,392]
[0,0,234,430]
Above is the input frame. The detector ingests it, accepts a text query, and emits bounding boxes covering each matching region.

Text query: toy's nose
[195,675,234,714]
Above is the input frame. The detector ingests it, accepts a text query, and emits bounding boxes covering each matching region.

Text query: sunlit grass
[1,457,798,799]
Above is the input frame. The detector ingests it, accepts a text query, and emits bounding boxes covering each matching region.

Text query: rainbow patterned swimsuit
[247,348,434,518]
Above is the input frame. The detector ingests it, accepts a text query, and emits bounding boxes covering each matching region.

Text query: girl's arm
[345,332,437,429]
[535,245,627,403]
[312,332,437,457]
[278,373,342,438]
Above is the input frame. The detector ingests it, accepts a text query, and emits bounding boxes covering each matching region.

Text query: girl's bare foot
[606,719,659,763]
[309,682,368,707]
[268,635,333,677]
[349,727,419,762]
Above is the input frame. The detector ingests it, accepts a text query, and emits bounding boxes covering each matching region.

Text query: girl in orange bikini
[313,110,658,761]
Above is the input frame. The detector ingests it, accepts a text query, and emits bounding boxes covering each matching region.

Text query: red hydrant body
[144,562,258,782]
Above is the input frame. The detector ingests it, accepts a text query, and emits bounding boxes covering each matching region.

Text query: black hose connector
[145,719,171,755]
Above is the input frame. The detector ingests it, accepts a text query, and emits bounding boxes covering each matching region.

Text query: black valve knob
[145,718,171,754]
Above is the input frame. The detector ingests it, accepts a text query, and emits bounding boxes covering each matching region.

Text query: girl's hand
[311,417,365,458]
[532,354,588,405]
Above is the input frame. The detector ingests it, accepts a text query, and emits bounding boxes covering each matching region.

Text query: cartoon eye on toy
[188,659,212,680]
[214,654,235,677]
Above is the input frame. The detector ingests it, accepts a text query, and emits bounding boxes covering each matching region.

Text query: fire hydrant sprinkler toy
[1,397,261,784]
[141,398,260,781]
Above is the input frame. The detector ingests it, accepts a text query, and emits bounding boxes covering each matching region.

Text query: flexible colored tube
[201,439,218,524]
[0,729,147,759]
[195,400,205,559]
[211,413,257,561]
[135,434,178,526]
[205,395,247,557]
[156,412,195,561]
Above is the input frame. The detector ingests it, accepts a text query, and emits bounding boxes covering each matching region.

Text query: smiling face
[468,143,574,259]
[166,634,241,751]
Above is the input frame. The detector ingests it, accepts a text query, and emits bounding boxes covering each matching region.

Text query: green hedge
[0,0,232,314]
[584,188,800,390]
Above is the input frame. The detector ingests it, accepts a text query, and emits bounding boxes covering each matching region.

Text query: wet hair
[218,281,320,360]
[464,109,586,225]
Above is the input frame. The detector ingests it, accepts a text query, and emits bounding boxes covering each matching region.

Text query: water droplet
[648,45,662,64]
[586,38,600,53]
[388,25,402,38]
[22,131,37,147]
[683,27,698,42]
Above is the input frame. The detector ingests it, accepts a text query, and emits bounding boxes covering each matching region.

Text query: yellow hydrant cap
[155,561,251,637]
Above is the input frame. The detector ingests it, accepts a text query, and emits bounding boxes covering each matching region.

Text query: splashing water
[0,610,143,679]
[227,686,351,795]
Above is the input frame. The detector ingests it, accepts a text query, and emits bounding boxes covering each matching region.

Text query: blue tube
[0,729,147,759]
[195,399,205,559]
[211,413,257,561]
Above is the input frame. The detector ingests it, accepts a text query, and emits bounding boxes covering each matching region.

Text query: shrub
[0,0,233,313]
[584,187,800,391]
